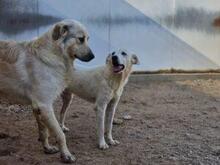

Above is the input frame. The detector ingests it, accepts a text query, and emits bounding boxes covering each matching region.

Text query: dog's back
[0,41,22,63]
[0,41,30,104]
[69,66,105,102]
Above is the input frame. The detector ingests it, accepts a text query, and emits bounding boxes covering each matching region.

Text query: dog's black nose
[83,52,94,62]
[112,55,119,66]
[88,51,95,60]
[85,49,95,61]
[77,49,95,62]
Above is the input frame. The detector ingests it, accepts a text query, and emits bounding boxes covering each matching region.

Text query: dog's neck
[28,33,51,49]
[27,33,74,79]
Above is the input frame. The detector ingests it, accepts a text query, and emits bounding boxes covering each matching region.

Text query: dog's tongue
[113,64,124,73]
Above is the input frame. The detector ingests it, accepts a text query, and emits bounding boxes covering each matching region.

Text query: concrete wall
[0,0,219,71]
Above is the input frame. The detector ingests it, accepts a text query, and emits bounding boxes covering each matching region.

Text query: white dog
[60,49,139,149]
[0,20,94,163]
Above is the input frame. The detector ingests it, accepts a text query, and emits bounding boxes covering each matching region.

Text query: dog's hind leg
[33,109,59,154]
[105,96,120,146]
[38,104,76,163]
[60,89,73,132]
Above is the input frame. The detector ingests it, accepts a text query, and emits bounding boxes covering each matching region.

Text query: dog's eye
[121,51,127,56]
[78,37,85,43]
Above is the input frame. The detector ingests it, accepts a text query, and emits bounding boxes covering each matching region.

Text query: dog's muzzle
[112,55,125,73]
[76,49,95,62]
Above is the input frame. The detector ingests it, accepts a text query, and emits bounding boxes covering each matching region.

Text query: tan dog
[0,20,94,163]
[60,49,139,149]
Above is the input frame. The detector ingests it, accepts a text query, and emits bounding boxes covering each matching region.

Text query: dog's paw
[99,142,109,150]
[109,139,120,146]
[61,125,70,133]
[61,153,76,163]
[44,146,59,154]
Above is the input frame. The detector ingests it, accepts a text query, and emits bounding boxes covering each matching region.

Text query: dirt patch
[0,78,220,164]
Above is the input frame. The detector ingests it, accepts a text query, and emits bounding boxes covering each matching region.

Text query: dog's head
[52,20,94,62]
[106,49,139,74]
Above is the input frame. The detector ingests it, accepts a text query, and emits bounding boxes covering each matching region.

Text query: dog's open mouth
[112,55,125,73]
[113,64,125,73]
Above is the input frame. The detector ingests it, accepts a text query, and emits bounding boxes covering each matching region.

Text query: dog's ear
[52,24,69,40]
[131,54,140,64]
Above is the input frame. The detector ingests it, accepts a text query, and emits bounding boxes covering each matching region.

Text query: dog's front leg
[94,99,109,150]
[38,104,76,163]
[33,109,59,154]
[60,89,73,132]
[105,96,120,146]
